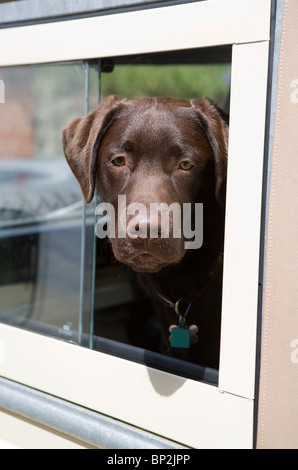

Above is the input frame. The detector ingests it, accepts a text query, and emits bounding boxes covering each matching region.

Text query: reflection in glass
[0,63,96,345]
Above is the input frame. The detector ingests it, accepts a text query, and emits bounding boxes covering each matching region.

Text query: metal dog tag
[170,326,190,348]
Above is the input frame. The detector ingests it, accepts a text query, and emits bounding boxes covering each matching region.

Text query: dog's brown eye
[179,161,193,171]
[112,156,125,167]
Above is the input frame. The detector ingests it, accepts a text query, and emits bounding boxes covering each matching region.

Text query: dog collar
[157,252,223,348]
[157,252,223,313]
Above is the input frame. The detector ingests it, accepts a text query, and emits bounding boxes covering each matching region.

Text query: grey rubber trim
[0,376,186,449]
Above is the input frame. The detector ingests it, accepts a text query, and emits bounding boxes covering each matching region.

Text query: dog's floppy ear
[63,95,126,203]
[191,98,229,206]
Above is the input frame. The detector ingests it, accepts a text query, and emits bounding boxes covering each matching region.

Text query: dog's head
[63,96,228,273]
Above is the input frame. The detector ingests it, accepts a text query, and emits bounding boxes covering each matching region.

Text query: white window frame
[0,0,271,448]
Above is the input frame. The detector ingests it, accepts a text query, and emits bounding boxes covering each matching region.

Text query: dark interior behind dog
[63,95,228,370]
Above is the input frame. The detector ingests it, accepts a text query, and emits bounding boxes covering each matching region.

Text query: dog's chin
[129,254,168,273]
[113,250,186,273]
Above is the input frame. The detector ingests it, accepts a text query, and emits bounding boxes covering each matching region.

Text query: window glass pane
[0,48,231,383]
[0,62,96,345]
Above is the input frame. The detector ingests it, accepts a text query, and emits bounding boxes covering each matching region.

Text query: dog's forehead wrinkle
[124,103,183,137]
[122,104,210,155]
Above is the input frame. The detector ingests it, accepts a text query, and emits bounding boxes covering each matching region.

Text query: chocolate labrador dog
[63,95,228,369]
